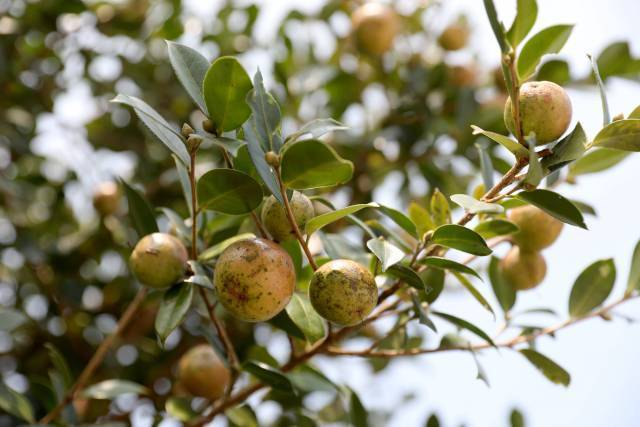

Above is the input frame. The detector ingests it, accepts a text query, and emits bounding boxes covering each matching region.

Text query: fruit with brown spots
[261,191,314,242]
[214,238,295,322]
[438,22,469,51]
[500,246,547,290]
[504,81,572,144]
[508,205,564,251]
[309,259,378,326]
[178,344,230,400]
[351,3,399,56]
[92,182,121,216]
[130,233,188,289]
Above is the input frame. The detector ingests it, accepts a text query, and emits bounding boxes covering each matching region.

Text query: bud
[264,151,280,168]
[612,112,624,122]
[202,119,215,134]
[186,135,202,153]
[181,123,195,138]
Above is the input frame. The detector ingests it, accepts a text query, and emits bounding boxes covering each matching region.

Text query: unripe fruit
[309,259,377,326]
[214,238,295,322]
[261,191,314,242]
[178,344,230,400]
[508,205,564,251]
[351,3,398,56]
[438,23,469,51]
[504,81,572,144]
[92,182,121,216]
[129,233,188,289]
[500,246,546,291]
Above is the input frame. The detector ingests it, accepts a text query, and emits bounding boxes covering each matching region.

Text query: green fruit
[261,191,314,242]
[130,233,188,289]
[178,344,230,400]
[508,205,564,251]
[438,23,469,51]
[309,259,378,326]
[351,3,398,56]
[504,81,572,144]
[92,182,121,216]
[500,246,546,291]
[214,238,295,322]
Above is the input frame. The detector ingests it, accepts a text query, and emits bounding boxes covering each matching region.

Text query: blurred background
[1,0,640,426]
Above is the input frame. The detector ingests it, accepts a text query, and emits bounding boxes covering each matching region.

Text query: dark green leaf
[541,123,587,171]
[536,59,570,85]
[422,268,445,304]
[200,135,246,157]
[348,388,368,427]
[173,155,193,213]
[367,238,405,272]
[286,293,326,344]
[388,264,429,293]
[45,343,73,389]
[506,0,538,47]
[246,70,281,152]
[0,381,35,422]
[197,169,263,215]
[569,259,616,317]
[243,362,294,392]
[569,148,629,176]
[280,139,354,190]
[474,219,519,239]
[453,272,495,317]
[517,25,574,80]
[243,124,285,204]
[376,205,418,238]
[268,310,306,341]
[592,119,640,151]
[510,409,525,427]
[121,180,158,237]
[166,41,209,113]
[432,311,496,347]
[431,224,492,256]
[287,365,338,393]
[411,292,437,333]
[524,138,543,186]
[489,256,516,313]
[426,414,441,427]
[155,283,194,344]
[515,189,587,229]
[626,239,640,295]
[422,256,481,279]
[81,380,148,399]
[519,349,570,386]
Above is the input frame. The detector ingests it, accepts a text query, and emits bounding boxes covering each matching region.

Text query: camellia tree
[2,0,640,425]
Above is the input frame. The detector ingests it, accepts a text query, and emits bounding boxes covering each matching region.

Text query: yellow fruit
[500,246,547,291]
[351,3,398,56]
[438,23,469,51]
[130,233,188,289]
[178,344,230,401]
[508,205,564,251]
[309,259,377,326]
[261,191,314,242]
[214,238,295,322]
[92,182,121,216]
[504,81,572,144]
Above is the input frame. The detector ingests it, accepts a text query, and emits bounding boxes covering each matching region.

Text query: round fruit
[500,246,547,291]
[504,81,572,144]
[92,182,120,216]
[178,344,230,401]
[261,191,314,242]
[438,23,469,51]
[214,238,295,322]
[309,259,378,326]
[129,233,188,289]
[351,3,398,56]
[508,205,564,251]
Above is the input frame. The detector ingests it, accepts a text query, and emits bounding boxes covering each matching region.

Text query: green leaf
[280,139,354,190]
[155,283,194,344]
[166,397,198,423]
[515,189,587,229]
[453,272,495,317]
[185,261,214,290]
[376,205,418,238]
[524,138,543,186]
[626,239,640,295]
[568,259,616,317]
[388,264,429,293]
[592,119,640,151]
[200,135,246,157]
[474,219,519,239]
[427,414,441,427]
[166,41,209,114]
[111,94,190,165]
[305,203,378,236]
[411,292,437,332]
[367,238,405,272]
[81,380,148,399]
[517,25,574,80]
[519,349,570,386]
[268,310,305,341]
[0,381,35,422]
[596,41,640,80]
[408,202,435,237]
[246,70,281,152]
[476,140,495,189]
[173,155,193,213]
[489,256,516,313]
[348,387,368,427]
[431,311,496,347]
[510,409,525,427]
[588,54,611,126]
[0,307,27,331]
[203,56,253,132]
[422,256,481,280]
[226,404,259,427]
[45,343,73,389]
[431,224,492,256]
[286,293,326,344]
[541,123,587,171]
[450,194,504,214]
[287,365,338,393]
[569,148,629,176]
[629,105,640,119]
[506,0,538,47]
[243,124,285,205]
[536,59,570,85]
[242,362,294,392]
[422,268,445,304]
[197,169,263,215]
[286,118,348,143]
[430,189,451,226]
[199,233,256,261]
[471,125,528,158]
[121,180,158,237]
[482,0,510,54]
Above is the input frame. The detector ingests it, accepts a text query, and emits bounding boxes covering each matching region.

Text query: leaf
[541,123,587,171]
[246,69,281,152]
[121,180,158,237]
[199,135,246,157]
[568,259,616,317]
[471,350,491,387]
[430,189,451,226]
[173,155,193,213]
[569,148,629,176]
[166,41,209,114]
[45,343,73,389]
[431,224,492,256]
[305,203,378,236]
[387,264,430,293]
[280,139,354,190]
[348,388,368,427]
[184,261,214,290]
[287,365,338,393]
[536,59,570,85]
[630,105,640,119]
[422,256,481,280]
[0,381,35,422]
[81,380,148,399]
[489,256,516,313]
[453,272,495,317]
[376,205,418,238]
[517,25,574,80]
[197,168,263,215]
[474,219,519,239]
[482,0,510,54]
[0,307,27,331]
[476,140,495,189]
[111,94,190,165]
[588,53,611,126]
[226,404,259,427]
[155,283,194,344]
[367,238,405,272]
[286,293,326,344]
[203,56,253,132]
[268,310,306,341]
[242,362,294,392]
[199,233,256,261]
[166,397,198,423]
[515,189,587,229]
[286,118,348,142]
[410,292,437,332]
[510,409,525,427]
[506,0,538,47]
[592,119,640,151]
[471,125,528,157]
[243,123,285,204]
[431,311,496,347]
[450,194,504,214]
[626,239,640,295]
[523,138,543,186]
[519,349,570,386]
[408,202,435,237]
